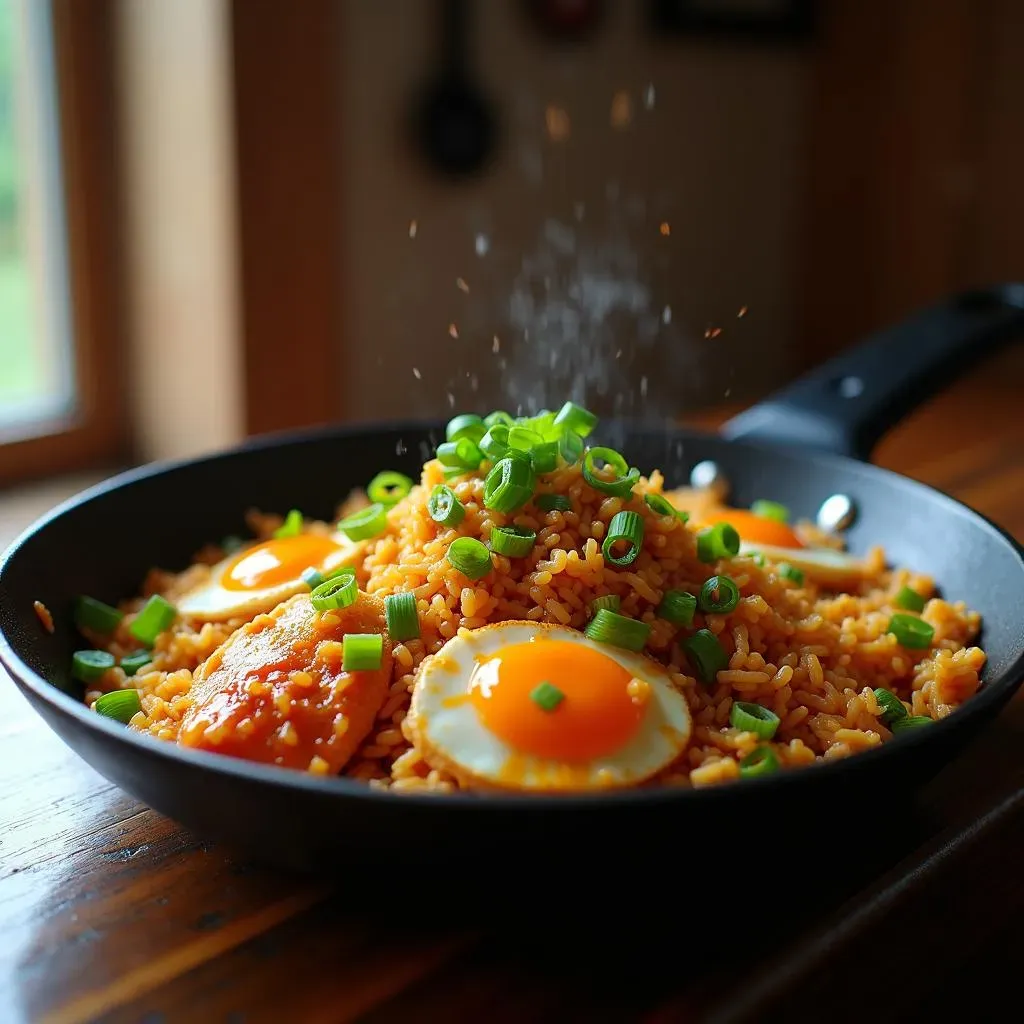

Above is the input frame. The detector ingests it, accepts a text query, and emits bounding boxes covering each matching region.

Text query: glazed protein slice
[177,592,391,774]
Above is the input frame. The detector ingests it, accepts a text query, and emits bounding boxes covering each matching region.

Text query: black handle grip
[721,284,1024,461]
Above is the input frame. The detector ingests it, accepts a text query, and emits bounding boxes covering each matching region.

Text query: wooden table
[3,352,1024,1024]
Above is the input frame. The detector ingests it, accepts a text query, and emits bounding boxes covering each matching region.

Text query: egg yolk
[705,508,804,549]
[470,638,644,761]
[223,535,341,591]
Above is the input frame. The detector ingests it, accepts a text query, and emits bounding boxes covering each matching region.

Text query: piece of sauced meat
[177,592,391,773]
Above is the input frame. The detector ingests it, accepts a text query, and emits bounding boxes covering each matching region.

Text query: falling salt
[448,324,459,339]
[615,349,623,359]
[737,305,748,318]
[412,367,422,379]
[640,376,648,398]
[573,202,585,221]
[475,234,490,257]
[644,83,656,110]
[446,392,455,408]
[662,306,672,325]
[470,375,479,392]
[492,335,500,353]
[408,220,417,239]
[396,439,407,455]
[456,277,469,293]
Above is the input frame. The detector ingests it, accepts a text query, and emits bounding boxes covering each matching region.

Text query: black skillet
[3,285,1024,879]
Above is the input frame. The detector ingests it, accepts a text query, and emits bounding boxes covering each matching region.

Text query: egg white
[739,540,867,587]
[176,532,367,621]
[407,621,692,793]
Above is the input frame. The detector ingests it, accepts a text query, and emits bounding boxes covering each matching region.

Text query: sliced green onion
[221,535,245,555]
[479,424,511,461]
[72,649,116,683]
[682,628,728,684]
[94,688,142,723]
[696,522,741,563]
[129,595,177,648]
[447,536,493,580]
[367,471,414,506]
[591,594,621,613]
[558,429,584,466]
[446,413,486,444]
[489,525,537,557]
[120,651,152,677]
[273,508,303,538]
[699,575,740,614]
[483,456,535,514]
[891,715,933,732]
[656,590,697,627]
[301,566,324,590]
[747,551,766,567]
[530,441,559,474]
[552,400,598,438]
[530,680,565,712]
[584,609,650,652]
[602,510,644,567]
[74,596,123,635]
[338,502,388,541]
[310,569,357,611]
[428,484,466,527]
[751,500,789,523]
[343,633,383,671]
[582,447,639,498]
[895,585,926,613]
[643,493,689,522]
[739,746,779,779]
[436,437,482,470]
[873,687,908,725]
[888,613,935,649]
[536,493,572,513]
[508,425,545,454]
[516,410,559,441]
[384,592,420,641]
[443,466,469,482]
[778,563,805,585]
[484,410,514,429]
[730,701,781,739]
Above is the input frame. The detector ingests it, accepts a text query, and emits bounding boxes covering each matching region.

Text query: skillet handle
[720,284,1024,461]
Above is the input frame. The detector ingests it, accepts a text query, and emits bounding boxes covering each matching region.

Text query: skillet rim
[2,416,1024,812]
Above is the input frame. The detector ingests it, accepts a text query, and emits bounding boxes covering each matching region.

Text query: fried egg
[407,621,692,793]
[176,532,367,620]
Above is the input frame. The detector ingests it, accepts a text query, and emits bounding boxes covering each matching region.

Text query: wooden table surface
[3,352,1024,1024]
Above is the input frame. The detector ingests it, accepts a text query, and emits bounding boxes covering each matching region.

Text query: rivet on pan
[817,494,857,532]
[690,460,724,490]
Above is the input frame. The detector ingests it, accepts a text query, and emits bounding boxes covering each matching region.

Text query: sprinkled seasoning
[412,368,422,380]
[456,277,469,293]
[644,83,656,109]
[449,324,459,339]
[738,305,748,318]
[492,335,500,353]
[408,220,417,238]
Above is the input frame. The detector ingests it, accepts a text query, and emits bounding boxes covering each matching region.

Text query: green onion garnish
[602,510,644,567]
[367,471,414,506]
[552,400,598,438]
[582,447,640,498]
[643,493,688,522]
[584,608,651,652]
[656,590,697,626]
[436,437,482,471]
[895,585,926,612]
[310,569,357,611]
[483,456,535,514]
[535,493,572,513]
[751,500,789,523]
[591,594,621,613]
[507,425,545,454]
[72,650,116,683]
[748,551,766,567]
[120,651,152,677]
[696,522,741,563]
[739,745,779,779]
[682,628,728,684]
[74,596,124,635]
[730,701,781,739]
[888,613,935,649]
[338,502,388,541]
[530,441,559,474]
[891,715,933,732]
[273,508,303,538]
[872,687,908,725]
[384,592,420,641]
[530,680,565,712]
[445,413,486,444]
[447,536,493,580]
[129,595,177,648]
[778,563,805,585]
[428,484,466,527]
[484,410,514,429]
[342,633,383,671]
[698,575,740,614]
[479,424,511,461]
[489,525,537,557]
[94,688,142,724]
[301,566,324,590]
[558,429,584,466]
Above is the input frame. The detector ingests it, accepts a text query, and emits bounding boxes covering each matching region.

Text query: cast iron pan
[3,287,1024,879]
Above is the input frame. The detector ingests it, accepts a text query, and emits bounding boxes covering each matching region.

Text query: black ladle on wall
[412,0,496,178]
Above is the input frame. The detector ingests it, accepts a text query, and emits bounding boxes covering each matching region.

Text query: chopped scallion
[310,569,357,611]
[479,424,511,461]
[489,525,537,557]
[778,563,805,585]
[384,592,420,641]
[739,746,779,778]
[656,590,697,627]
[872,687,908,725]
[447,536,493,580]
[530,680,565,712]
[891,715,933,732]
[530,441,559,474]
[273,509,303,539]
[342,633,384,671]
[591,594,621,613]
[895,585,926,612]
[120,651,152,677]
[698,575,740,614]
[74,596,123,635]
[483,410,514,429]
[129,595,177,648]
[558,429,584,466]
[428,484,466,527]
[445,413,486,444]
[94,688,142,724]
[367,471,414,506]
[301,566,324,590]
[552,401,598,438]
[535,493,572,513]
[602,511,644,567]
[582,447,640,498]
[72,649,115,683]
[643,493,688,522]
[888,613,935,649]
[751,500,789,523]
[436,437,482,471]
[682,628,728,684]
[483,456,535,514]
[696,522,741,563]
[730,701,781,739]
[507,425,545,454]
[337,502,388,541]
[584,608,651,652]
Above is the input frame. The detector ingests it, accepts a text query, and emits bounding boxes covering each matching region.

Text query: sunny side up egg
[407,622,692,793]
[176,532,367,620]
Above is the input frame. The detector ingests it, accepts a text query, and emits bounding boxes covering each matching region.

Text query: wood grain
[1,352,1023,1023]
